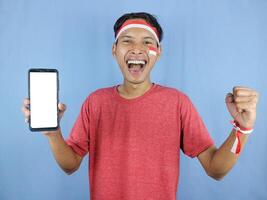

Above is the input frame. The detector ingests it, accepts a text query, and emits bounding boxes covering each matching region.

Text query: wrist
[230,120,253,154]
[43,128,62,138]
[234,121,253,131]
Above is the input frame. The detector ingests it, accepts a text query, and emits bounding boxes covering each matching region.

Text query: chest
[91,101,181,154]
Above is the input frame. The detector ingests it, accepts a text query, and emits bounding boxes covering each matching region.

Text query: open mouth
[126,60,147,76]
[127,60,146,68]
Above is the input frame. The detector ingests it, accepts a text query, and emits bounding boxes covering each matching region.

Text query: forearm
[45,129,82,174]
[209,129,249,179]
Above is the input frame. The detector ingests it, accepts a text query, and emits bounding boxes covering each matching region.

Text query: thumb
[225,93,234,104]
[58,103,66,120]
[225,93,239,119]
[58,103,67,117]
[225,93,235,113]
[58,103,66,112]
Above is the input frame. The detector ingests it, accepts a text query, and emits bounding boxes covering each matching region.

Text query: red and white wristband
[230,120,253,154]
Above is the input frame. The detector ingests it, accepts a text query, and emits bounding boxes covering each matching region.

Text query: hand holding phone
[22,98,66,128]
[26,68,62,132]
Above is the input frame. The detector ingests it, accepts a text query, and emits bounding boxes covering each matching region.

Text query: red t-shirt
[66,84,214,200]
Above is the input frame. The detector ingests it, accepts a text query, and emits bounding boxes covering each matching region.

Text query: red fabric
[116,19,159,38]
[230,120,253,154]
[233,120,253,131]
[66,84,214,200]
[236,131,241,154]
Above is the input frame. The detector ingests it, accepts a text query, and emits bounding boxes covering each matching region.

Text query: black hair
[114,12,163,42]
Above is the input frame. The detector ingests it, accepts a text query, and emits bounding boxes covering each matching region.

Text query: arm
[45,128,83,175]
[198,130,249,180]
[197,86,259,180]
[22,98,82,174]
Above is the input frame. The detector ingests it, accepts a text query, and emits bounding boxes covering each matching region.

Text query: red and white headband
[115,19,160,46]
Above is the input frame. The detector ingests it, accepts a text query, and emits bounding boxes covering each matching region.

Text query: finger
[233,88,258,97]
[225,93,234,103]
[24,118,29,123]
[234,95,258,103]
[58,103,66,112]
[21,106,30,117]
[23,98,30,107]
[233,86,254,91]
[235,102,257,112]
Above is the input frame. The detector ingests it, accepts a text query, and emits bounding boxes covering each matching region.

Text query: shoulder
[155,84,190,102]
[90,86,115,98]
[83,86,115,105]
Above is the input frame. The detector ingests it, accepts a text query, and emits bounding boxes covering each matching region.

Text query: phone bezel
[28,68,59,132]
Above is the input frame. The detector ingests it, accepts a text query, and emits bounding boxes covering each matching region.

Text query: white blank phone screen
[30,72,58,128]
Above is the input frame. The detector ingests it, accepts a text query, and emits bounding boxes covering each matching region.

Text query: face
[112,25,161,85]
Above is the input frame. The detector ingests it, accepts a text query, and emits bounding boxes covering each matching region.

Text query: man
[22,12,259,200]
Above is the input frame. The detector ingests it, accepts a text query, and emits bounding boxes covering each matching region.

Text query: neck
[118,80,153,99]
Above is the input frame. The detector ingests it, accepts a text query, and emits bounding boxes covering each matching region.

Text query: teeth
[127,60,145,65]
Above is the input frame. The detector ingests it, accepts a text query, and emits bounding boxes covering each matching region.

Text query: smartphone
[28,68,59,132]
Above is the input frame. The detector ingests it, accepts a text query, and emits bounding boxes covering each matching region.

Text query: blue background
[0,0,266,199]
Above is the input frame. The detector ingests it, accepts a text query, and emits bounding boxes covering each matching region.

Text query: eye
[122,40,131,44]
[144,41,152,45]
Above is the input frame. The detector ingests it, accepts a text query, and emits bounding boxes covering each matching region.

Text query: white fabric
[115,24,160,45]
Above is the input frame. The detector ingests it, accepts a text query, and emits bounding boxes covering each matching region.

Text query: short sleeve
[179,94,214,158]
[65,97,90,157]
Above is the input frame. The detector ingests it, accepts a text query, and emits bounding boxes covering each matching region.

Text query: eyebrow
[120,35,133,39]
[143,36,156,40]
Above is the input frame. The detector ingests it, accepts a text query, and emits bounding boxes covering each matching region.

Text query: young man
[22,12,259,200]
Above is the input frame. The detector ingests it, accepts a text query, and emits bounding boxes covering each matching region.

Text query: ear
[156,45,162,60]
[112,43,117,57]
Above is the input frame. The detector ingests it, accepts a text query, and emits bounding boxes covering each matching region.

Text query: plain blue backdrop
[0,0,266,199]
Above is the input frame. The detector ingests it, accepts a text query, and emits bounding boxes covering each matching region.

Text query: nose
[130,42,146,54]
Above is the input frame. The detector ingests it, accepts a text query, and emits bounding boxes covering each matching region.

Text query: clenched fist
[225,86,259,129]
